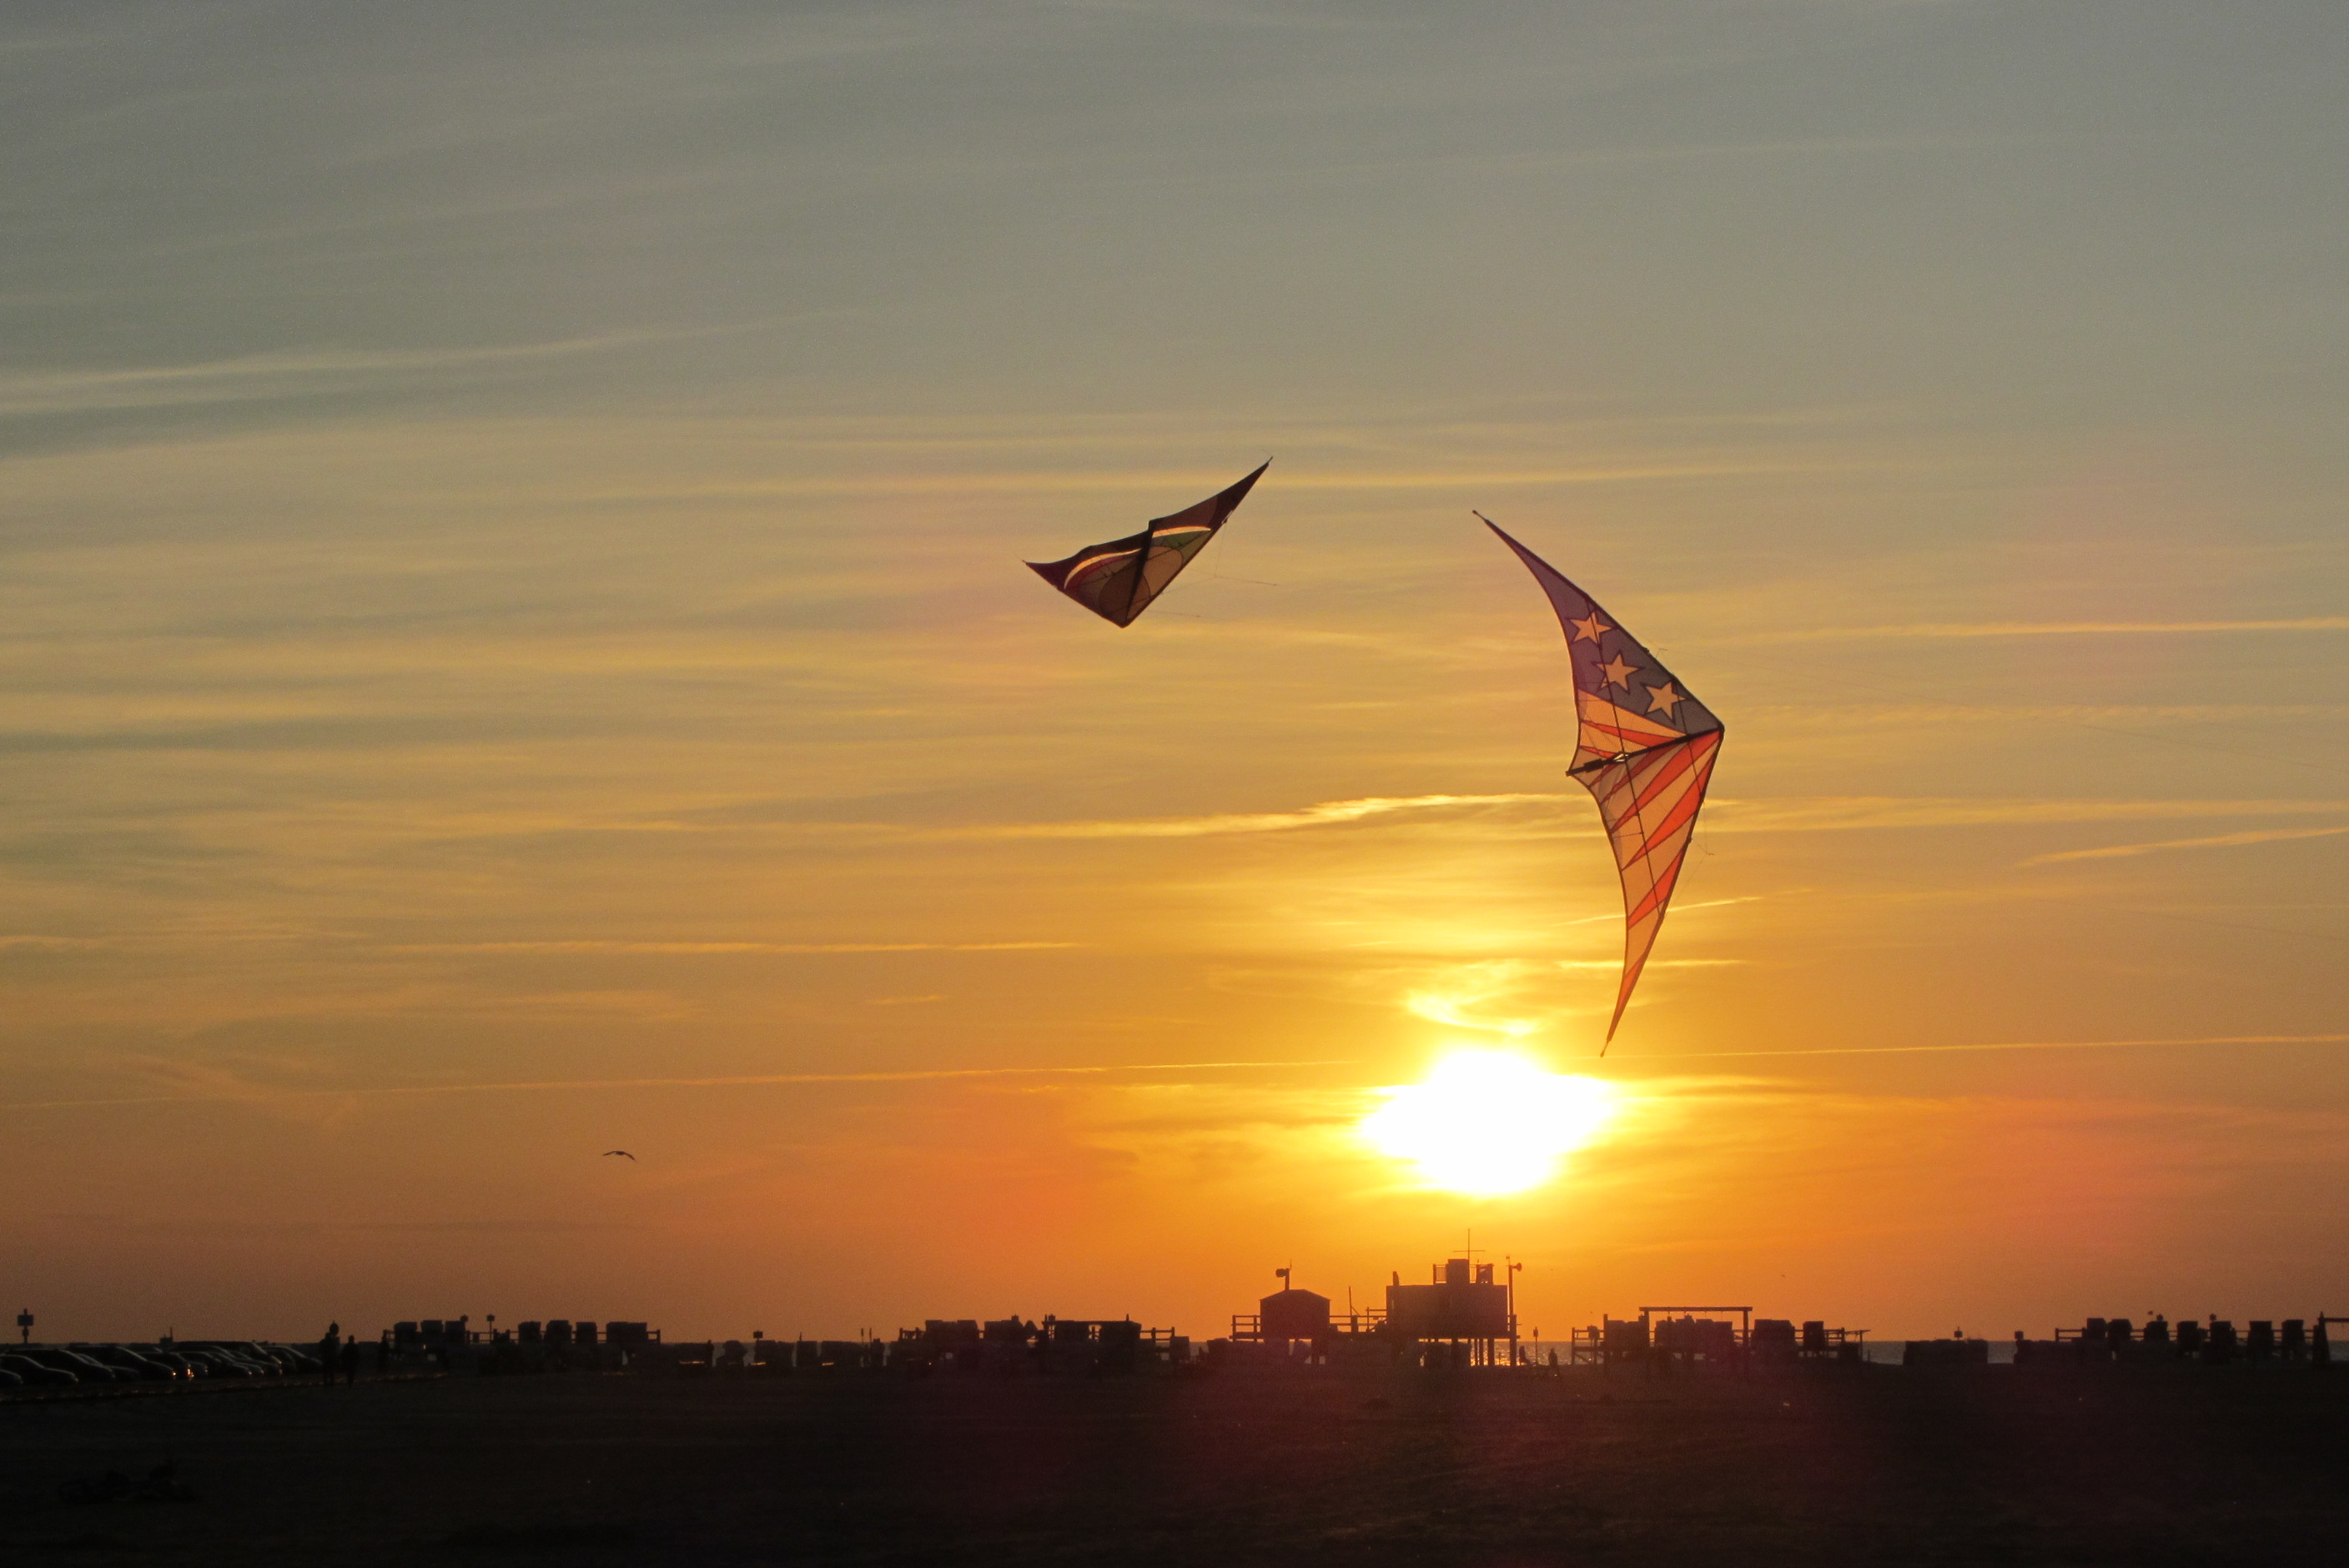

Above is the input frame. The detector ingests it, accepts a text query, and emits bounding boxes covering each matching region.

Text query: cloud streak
[958,796,2349,845]
[0,1058,1358,1114]
[0,324,782,418]
[978,793,1563,840]
[581,462,1808,501]
[1625,1033,2349,1063]
[389,940,1076,955]
[2023,825,2349,867]
[384,796,2349,850]
[1738,618,2349,644]
[1713,797,2349,833]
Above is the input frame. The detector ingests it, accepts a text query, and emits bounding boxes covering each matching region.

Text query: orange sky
[3,4,2346,1342]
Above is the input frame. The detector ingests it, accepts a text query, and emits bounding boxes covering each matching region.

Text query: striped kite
[1027,463,1268,627]
[1481,515,1723,1050]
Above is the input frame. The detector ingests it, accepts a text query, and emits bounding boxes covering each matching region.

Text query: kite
[1026,462,1268,626]
[1480,514,1723,1051]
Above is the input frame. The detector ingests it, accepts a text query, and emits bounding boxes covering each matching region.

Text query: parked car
[126,1347,189,1380]
[178,1349,254,1379]
[148,1351,205,1379]
[79,1345,179,1382]
[0,1353,76,1386]
[0,1366,23,1387]
[235,1342,294,1375]
[189,1342,282,1376]
[27,1349,129,1382]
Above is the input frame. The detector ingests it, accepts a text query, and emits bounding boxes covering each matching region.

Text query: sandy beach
[7,1362,2348,1565]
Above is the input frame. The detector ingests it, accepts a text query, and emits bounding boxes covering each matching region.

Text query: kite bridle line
[1120,525,1151,627]
[1567,739,1690,778]
[1582,727,1724,1057]
[1119,460,1268,626]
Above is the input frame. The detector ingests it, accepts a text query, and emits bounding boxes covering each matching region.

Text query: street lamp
[1506,1260,1524,1366]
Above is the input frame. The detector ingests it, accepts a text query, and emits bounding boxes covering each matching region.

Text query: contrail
[0,1058,1359,1113]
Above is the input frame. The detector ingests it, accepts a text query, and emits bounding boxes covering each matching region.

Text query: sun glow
[1359,1051,1619,1195]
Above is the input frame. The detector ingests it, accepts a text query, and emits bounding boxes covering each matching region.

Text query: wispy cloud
[1406,990,1540,1037]
[388,796,2349,849]
[1737,618,2349,644]
[0,325,770,417]
[1626,1033,2349,1063]
[1713,797,2349,833]
[575,464,1798,505]
[2024,825,2349,867]
[0,1058,1357,1114]
[53,1214,636,1237]
[388,940,1075,955]
[1558,896,1759,925]
[933,796,2349,846]
[979,793,1562,840]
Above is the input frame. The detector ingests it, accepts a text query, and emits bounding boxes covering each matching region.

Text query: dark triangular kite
[1027,463,1267,627]
[1481,515,1724,1049]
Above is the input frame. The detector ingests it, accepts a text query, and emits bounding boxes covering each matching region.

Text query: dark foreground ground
[6,1363,2348,1565]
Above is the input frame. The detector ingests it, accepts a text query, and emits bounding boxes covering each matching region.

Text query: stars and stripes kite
[1026,463,1268,626]
[1480,514,1723,1051]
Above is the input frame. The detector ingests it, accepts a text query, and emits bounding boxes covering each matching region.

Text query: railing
[1230,1310,1389,1340]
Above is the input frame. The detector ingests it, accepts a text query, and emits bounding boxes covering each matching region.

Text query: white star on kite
[1568,612,1612,642]
[1599,654,1638,691]
[1644,681,1682,716]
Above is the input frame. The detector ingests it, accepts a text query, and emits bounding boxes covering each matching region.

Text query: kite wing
[1027,462,1268,626]
[1481,515,1723,1047]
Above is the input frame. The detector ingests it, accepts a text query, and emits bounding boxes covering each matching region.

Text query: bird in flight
[602,1150,636,1160]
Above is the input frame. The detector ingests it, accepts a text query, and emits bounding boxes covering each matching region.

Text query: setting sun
[1359,1051,1620,1196]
